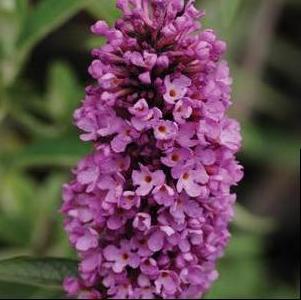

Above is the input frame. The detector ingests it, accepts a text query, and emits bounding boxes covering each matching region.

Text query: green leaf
[0,0,17,12]
[0,280,65,299]
[86,36,106,50]
[242,122,300,169]
[201,0,244,44]
[220,0,242,28]
[207,256,266,298]
[0,172,37,245]
[233,203,276,235]
[9,0,91,85]
[87,0,120,25]
[7,105,61,138]
[30,174,67,255]
[0,257,77,289]
[16,0,29,23]
[17,0,90,52]
[0,216,32,246]
[0,281,38,299]
[206,233,266,299]
[0,135,90,169]
[0,9,19,86]
[225,232,263,258]
[47,61,82,122]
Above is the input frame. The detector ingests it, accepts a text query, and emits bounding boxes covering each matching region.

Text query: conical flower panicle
[61,1,243,298]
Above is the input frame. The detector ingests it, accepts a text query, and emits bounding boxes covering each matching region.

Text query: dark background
[0,0,300,298]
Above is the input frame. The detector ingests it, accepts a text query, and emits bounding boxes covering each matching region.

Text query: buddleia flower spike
[61,1,243,298]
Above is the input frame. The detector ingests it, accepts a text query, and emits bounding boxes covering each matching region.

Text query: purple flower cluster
[61,0,243,299]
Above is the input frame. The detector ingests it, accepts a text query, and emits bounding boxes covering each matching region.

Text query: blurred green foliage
[0,0,299,298]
